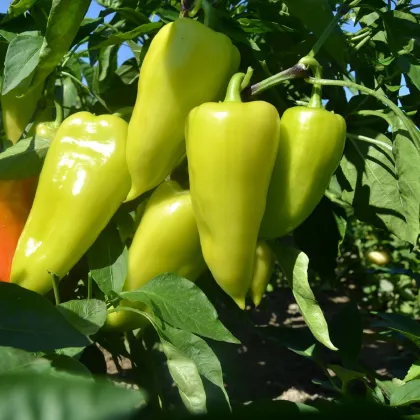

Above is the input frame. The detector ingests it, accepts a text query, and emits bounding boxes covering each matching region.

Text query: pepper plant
[0,0,419,419]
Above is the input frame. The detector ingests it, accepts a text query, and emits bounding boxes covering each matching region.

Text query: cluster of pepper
[1,17,346,332]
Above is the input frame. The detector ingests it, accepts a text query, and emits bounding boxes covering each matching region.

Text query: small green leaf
[29,0,91,91]
[340,129,414,245]
[374,312,420,348]
[156,320,230,409]
[0,372,145,420]
[257,325,318,359]
[122,274,239,344]
[0,347,92,380]
[390,380,420,406]
[5,0,38,21]
[404,361,420,382]
[0,283,89,352]
[87,226,128,296]
[272,243,337,351]
[328,365,366,385]
[2,34,43,95]
[91,22,163,50]
[160,339,207,414]
[283,0,347,69]
[397,56,420,92]
[0,346,55,375]
[0,136,51,180]
[57,300,107,337]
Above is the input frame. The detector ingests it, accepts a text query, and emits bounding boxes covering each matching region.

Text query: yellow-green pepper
[1,84,52,143]
[125,17,240,201]
[105,180,206,332]
[10,112,131,295]
[249,241,275,307]
[186,73,280,309]
[259,63,346,239]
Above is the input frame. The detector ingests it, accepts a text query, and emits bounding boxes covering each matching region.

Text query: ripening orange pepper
[0,178,37,282]
[0,88,55,282]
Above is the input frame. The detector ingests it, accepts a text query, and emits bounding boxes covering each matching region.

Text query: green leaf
[390,380,420,406]
[28,0,91,91]
[340,129,414,245]
[160,339,207,415]
[397,56,420,92]
[0,136,51,180]
[61,76,79,118]
[2,34,43,95]
[0,283,89,352]
[374,312,420,348]
[156,320,230,409]
[0,347,92,380]
[121,274,239,344]
[71,17,104,47]
[328,365,366,385]
[0,372,145,420]
[96,0,123,7]
[87,226,128,296]
[272,243,337,351]
[404,361,420,382]
[4,0,38,22]
[91,22,162,50]
[256,325,318,359]
[392,122,420,245]
[375,378,404,400]
[273,243,337,350]
[283,0,347,69]
[57,300,107,337]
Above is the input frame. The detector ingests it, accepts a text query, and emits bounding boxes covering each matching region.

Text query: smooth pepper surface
[249,241,275,308]
[0,178,37,282]
[259,106,346,239]
[0,88,55,282]
[186,73,280,309]
[10,112,131,294]
[125,17,240,201]
[105,180,206,332]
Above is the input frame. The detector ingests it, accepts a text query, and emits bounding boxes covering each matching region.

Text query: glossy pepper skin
[1,85,44,144]
[125,17,240,201]
[0,179,37,282]
[105,180,206,332]
[249,241,275,307]
[186,73,280,309]
[10,112,131,295]
[0,90,55,282]
[260,107,346,239]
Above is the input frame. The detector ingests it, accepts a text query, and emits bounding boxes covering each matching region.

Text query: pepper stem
[224,73,246,102]
[298,56,323,109]
[202,0,217,29]
[49,272,61,305]
[54,99,63,127]
[189,0,202,17]
[224,68,253,103]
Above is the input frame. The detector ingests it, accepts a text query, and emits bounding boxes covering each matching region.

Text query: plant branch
[346,132,393,151]
[307,2,344,58]
[351,109,395,127]
[305,77,420,149]
[49,272,61,305]
[61,71,112,113]
[250,64,309,96]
